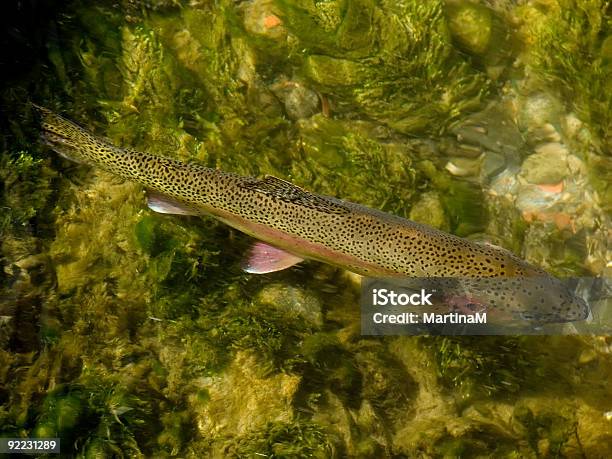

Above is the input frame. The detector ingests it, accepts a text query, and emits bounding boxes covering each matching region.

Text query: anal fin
[242,241,303,274]
[147,190,198,216]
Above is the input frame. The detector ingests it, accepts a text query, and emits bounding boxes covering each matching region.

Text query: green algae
[289,115,418,215]
[433,336,532,400]
[225,419,338,458]
[526,0,612,153]
[286,0,492,136]
[0,0,610,457]
[0,151,56,236]
[32,390,84,439]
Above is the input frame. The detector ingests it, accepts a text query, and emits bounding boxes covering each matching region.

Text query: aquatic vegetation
[433,336,533,400]
[513,404,578,457]
[283,0,492,135]
[525,0,612,153]
[225,419,338,457]
[0,152,55,235]
[289,115,418,214]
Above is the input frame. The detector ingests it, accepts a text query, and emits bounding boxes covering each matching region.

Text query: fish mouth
[518,296,590,323]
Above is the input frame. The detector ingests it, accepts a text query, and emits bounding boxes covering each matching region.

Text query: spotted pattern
[37,107,589,321]
[425,276,589,322]
[239,176,349,215]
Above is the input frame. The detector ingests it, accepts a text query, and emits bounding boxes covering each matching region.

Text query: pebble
[520,143,569,184]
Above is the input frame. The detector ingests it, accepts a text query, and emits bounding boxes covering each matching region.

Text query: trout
[35,106,589,323]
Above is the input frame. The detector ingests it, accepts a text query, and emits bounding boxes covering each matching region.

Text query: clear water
[0,0,610,457]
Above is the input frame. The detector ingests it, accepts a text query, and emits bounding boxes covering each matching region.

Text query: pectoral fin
[146,191,199,215]
[242,242,303,274]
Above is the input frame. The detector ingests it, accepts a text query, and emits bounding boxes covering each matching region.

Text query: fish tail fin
[33,104,111,165]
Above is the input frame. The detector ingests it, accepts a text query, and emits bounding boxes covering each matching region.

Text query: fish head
[474,244,590,322]
[456,275,591,324]
[512,276,590,323]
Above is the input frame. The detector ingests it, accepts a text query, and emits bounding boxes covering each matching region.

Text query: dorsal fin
[239,175,349,215]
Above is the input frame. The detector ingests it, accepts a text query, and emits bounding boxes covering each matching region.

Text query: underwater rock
[488,166,520,197]
[446,1,493,56]
[277,0,374,57]
[444,157,482,178]
[520,143,570,184]
[256,283,323,327]
[270,80,321,120]
[481,151,507,181]
[515,184,562,216]
[194,351,300,439]
[243,0,286,40]
[520,224,581,274]
[409,192,449,231]
[451,101,524,156]
[172,29,202,71]
[304,55,368,86]
[310,390,355,454]
[517,92,564,143]
[519,93,562,129]
[246,84,283,117]
[282,84,320,120]
[32,392,84,439]
[389,337,461,456]
[562,112,593,147]
[53,395,83,434]
[446,101,521,184]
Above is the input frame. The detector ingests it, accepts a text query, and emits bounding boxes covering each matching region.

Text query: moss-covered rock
[447,1,493,56]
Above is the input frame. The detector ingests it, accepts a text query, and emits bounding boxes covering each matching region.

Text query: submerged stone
[447,1,492,55]
[451,101,524,156]
[517,93,564,143]
[304,55,368,86]
[194,352,300,440]
[256,283,323,326]
[243,0,287,40]
[246,84,284,117]
[283,84,320,120]
[445,157,482,177]
[520,143,569,184]
[409,191,450,231]
[271,80,320,120]
[481,151,507,181]
[515,184,562,214]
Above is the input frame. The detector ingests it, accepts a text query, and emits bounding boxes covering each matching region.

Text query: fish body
[36,106,589,322]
